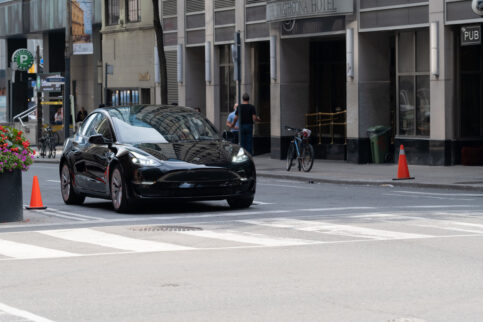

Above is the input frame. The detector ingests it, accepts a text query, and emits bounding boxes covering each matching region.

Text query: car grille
[160,169,239,183]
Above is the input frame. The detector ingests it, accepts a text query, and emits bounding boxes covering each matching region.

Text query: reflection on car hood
[131,140,237,166]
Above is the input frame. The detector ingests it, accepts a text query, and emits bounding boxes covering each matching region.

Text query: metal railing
[305,110,347,145]
[13,104,38,127]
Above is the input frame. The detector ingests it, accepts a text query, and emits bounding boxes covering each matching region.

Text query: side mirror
[88,134,111,145]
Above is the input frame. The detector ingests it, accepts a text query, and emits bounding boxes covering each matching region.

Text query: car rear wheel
[110,166,131,213]
[227,195,254,209]
[60,163,85,205]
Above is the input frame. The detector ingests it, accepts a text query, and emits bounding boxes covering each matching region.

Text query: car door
[83,114,115,195]
[71,113,102,191]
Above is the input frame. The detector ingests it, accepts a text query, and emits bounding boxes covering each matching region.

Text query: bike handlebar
[285,125,302,132]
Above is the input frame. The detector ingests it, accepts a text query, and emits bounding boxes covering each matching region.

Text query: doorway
[309,39,346,158]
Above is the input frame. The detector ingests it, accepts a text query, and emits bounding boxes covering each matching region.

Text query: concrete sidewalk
[254,154,483,192]
[33,150,483,192]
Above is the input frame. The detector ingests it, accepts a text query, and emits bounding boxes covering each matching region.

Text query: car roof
[97,104,195,114]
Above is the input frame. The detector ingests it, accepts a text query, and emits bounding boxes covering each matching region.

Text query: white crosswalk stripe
[241,218,432,240]
[179,230,317,247]
[4,209,483,261]
[0,239,78,259]
[38,228,192,252]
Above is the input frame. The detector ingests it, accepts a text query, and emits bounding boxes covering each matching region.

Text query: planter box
[0,170,23,222]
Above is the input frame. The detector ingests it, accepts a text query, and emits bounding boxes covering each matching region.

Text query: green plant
[0,125,35,173]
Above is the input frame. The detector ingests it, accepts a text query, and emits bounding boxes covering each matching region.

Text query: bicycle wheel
[286,142,295,171]
[301,143,314,172]
[39,140,47,158]
[49,140,56,159]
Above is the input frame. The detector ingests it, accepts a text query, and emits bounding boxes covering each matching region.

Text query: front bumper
[129,165,256,200]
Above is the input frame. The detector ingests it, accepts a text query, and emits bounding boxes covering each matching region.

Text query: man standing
[226,103,239,144]
[229,93,260,154]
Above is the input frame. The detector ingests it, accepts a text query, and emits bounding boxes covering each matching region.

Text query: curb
[256,171,483,193]
[34,159,60,164]
[31,160,483,192]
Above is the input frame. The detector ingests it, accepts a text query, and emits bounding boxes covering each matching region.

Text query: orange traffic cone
[25,176,47,210]
[393,145,414,180]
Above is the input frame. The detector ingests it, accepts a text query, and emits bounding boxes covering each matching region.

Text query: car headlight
[232,148,249,163]
[130,151,161,166]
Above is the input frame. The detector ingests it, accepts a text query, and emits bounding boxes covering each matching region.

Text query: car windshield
[107,105,219,143]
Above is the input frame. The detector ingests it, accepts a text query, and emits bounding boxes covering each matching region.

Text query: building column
[177,0,186,106]
[269,24,310,159]
[428,0,454,165]
[205,0,219,127]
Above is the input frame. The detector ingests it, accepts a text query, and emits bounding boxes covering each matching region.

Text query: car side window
[80,113,99,137]
[83,113,103,137]
[96,117,114,141]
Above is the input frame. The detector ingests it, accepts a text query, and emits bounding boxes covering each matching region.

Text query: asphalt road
[1,163,483,321]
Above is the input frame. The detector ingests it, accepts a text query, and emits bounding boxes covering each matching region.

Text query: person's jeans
[239,124,253,154]
[230,131,239,144]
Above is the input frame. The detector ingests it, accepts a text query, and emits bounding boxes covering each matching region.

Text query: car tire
[110,165,132,213]
[227,195,254,209]
[60,163,85,205]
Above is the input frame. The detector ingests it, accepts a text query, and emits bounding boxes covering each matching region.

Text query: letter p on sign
[20,55,28,64]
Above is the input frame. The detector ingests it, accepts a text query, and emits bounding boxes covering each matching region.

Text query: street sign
[11,49,34,72]
[461,25,481,46]
[39,74,64,92]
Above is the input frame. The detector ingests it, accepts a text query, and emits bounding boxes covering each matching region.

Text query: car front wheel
[60,163,85,205]
[227,195,254,209]
[110,165,132,213]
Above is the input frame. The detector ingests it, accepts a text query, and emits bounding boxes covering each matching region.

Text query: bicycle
[39,126,56,159]
[285,126,314,172]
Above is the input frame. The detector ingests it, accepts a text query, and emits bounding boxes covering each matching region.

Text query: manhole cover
[130,226,202,232]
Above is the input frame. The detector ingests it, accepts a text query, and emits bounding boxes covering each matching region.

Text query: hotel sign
[266,0,353,22]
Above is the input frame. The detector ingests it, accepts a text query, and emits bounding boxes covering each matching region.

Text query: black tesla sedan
[59,105,256,212]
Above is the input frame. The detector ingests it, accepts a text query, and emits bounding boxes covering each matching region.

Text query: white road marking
[241,218,432,240]
[351,213,396,218]
[395,190,483,197]
[253,201,274,205]
[47,180,60,183]
[299,207,376,212]
[383,193,474,201]
[403,205,477,208]
[257,183,317,190]
[0,239,78,259]
[0,302,55,322]
[47,207,100,221]
[179,230,317,247]
[39,228,192,252]
[24,205,101,221]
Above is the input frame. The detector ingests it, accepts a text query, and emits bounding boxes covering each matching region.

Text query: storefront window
[397,30,430,136]
[110,89,139,106]
[219,45,235,114]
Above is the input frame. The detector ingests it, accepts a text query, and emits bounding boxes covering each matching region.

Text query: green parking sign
[11,49,34,72]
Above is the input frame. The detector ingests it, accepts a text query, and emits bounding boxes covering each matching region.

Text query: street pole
[9,69,13,124]
[36,45,42,146]
[64,0,72,142]
[233,31,242,148]
[105,63,108,105]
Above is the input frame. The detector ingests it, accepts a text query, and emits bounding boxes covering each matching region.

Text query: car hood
[128,140,239,166]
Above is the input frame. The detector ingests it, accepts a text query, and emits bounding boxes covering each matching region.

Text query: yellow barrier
[305,110,346,145]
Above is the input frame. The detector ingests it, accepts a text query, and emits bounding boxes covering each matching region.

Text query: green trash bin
[367,126,391,163]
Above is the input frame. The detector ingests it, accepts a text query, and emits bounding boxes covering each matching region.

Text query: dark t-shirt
[235,104,256,125]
